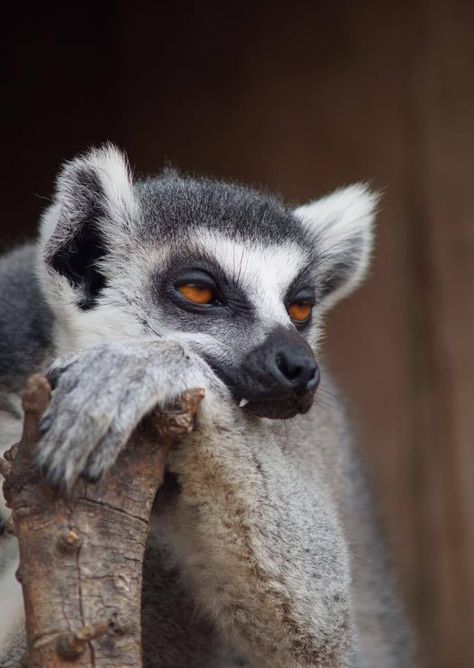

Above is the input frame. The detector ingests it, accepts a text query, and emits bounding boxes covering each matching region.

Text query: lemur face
[38,146,377,420]
[147,230,319,419]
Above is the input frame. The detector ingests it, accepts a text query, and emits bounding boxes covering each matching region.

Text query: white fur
[38,144,136,247]
[294,184,378,308]
[49,305,145,356]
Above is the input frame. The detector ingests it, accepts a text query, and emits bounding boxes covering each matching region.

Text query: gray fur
[135,171,306,245]
[0,245,54,393]
[0,145,414,667]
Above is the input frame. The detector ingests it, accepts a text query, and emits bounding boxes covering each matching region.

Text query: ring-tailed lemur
[0,145,414,667]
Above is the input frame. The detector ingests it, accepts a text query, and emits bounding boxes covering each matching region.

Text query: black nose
[275,349,320,396]
[208,326,320,419]
[230,326,320,409]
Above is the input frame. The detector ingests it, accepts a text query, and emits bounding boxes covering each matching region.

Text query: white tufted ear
[38,144,136,310]
[294,184,379,309]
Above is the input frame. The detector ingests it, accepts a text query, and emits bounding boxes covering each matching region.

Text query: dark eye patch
[153,250,255,318]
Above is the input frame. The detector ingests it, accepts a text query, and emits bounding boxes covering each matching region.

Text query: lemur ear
[39,144,135,309]
[294,184,379,309]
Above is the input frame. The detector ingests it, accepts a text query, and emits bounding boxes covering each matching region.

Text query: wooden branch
[2,374,204,667]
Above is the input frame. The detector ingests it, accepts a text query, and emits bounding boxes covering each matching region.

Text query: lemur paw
[36,340,212,490]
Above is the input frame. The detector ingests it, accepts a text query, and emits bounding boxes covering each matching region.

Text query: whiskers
[314,386,338,415]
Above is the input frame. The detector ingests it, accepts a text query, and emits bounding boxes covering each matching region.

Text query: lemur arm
[35,339,353,667]
[166,399,353,668]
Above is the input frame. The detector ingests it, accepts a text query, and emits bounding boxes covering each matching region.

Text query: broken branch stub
[2,374,204,667]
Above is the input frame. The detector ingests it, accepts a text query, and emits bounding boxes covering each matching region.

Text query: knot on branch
[56,614,125,660]
[56,528,82,553]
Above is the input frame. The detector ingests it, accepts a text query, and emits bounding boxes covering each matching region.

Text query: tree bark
[1,374,204,667]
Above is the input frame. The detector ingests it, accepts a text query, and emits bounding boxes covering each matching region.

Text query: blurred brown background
[3,2,474,667]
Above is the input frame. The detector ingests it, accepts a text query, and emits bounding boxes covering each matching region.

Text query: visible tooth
[239,398,249,408]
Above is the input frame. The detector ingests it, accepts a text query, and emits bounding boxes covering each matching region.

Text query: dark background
[3,3,474,667]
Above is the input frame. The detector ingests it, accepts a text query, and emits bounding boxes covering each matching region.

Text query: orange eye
[288,302,312,323]
[178,283,214,305]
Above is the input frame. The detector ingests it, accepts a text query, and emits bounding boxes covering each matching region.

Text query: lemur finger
[82,423,133,481]
[82,384,175,481]
[36,400,114,489]
[46,353,81,388]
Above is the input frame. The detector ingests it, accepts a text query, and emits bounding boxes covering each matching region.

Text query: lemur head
[38,145,377,419]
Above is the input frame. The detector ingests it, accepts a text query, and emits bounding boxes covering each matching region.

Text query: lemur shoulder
[0,145,414,667]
